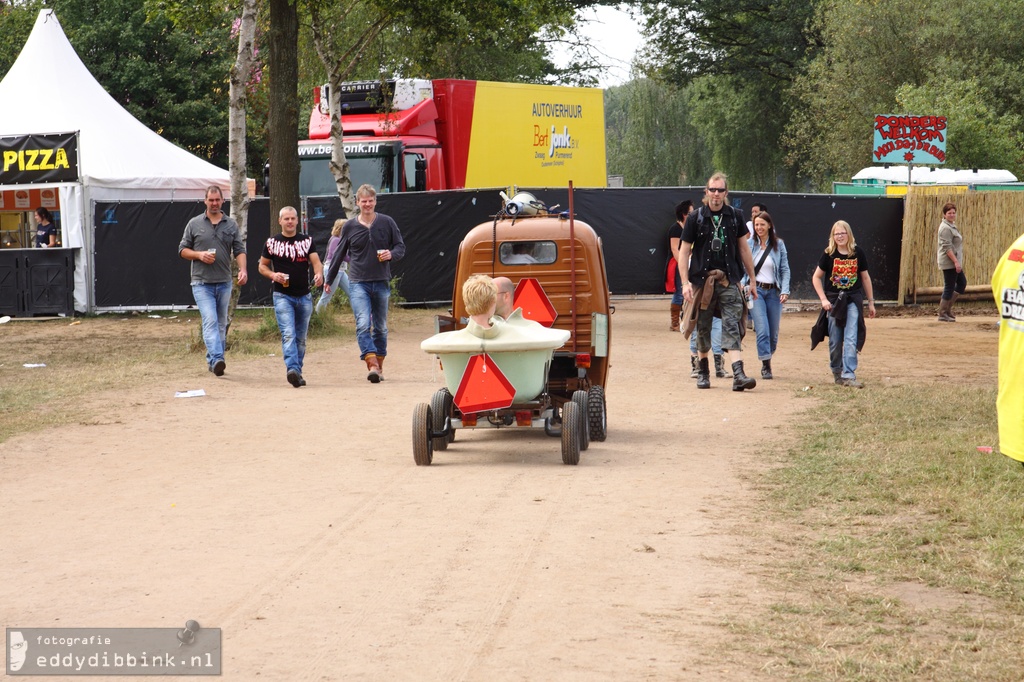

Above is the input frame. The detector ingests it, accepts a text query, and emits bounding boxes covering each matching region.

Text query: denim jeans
[273,291,313,373]
[690,316,723,355]
[671,264,684,307]
[192,282,232,368]
[349,280,390,359]
[750,285,782,360]
[315,265,351,314]
[827,301,860,379]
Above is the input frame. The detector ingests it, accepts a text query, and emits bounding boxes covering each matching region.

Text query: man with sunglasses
[678,172,759,391]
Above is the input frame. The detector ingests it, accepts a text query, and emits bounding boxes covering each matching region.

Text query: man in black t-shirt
[678,172,759,391]
[258,206,324,388]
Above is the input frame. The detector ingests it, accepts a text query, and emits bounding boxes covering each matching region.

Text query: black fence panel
[90,190,903,308]
[94,199,272,308]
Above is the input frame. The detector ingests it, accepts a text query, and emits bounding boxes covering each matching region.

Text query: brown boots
[365,353,382,383]
[938,297,954,322]
[670,303,681,332]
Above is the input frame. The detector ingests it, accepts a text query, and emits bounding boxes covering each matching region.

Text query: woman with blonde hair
[314,218,351,314]
[811,220,877,388]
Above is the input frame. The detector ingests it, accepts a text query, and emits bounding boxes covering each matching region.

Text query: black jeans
[941,267,967,300]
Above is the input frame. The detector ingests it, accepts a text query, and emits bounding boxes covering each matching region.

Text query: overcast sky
[552,5,645,88]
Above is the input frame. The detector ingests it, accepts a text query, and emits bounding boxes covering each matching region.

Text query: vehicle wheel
[430,388,454,451]
[588,385,608,442]
[412,403,433,466]
[572,390,590,451]
[561,401,581,465]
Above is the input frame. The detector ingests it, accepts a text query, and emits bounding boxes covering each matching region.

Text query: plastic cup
[282,273,290,288]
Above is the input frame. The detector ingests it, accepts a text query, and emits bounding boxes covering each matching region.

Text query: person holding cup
[259,206,323,388]
[178,185,248,376]
[324,184,406,383]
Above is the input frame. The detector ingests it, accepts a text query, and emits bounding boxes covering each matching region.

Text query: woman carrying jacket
[744,211,791,379]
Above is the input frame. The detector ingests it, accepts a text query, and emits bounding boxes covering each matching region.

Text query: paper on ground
[174,389,207,398]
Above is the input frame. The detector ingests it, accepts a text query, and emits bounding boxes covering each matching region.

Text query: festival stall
[0,10,230,315]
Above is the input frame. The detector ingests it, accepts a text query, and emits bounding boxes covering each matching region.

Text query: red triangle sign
[453,353,517,414]
[513,278,557,327]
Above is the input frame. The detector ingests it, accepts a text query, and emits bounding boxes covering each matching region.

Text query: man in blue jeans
[178,186,248,376]
[324,184,406,383]
[259,206,323,387]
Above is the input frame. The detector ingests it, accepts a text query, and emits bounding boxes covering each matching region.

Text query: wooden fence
[899,190,1024,304]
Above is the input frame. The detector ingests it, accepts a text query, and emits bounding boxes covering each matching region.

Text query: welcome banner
[0,132,80,184]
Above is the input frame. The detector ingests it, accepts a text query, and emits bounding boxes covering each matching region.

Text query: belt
[756,282,777,290]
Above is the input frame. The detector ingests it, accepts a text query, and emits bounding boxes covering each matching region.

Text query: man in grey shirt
[178,186,248,375]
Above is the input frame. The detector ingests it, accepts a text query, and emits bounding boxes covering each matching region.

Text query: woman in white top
[745,212,791,379]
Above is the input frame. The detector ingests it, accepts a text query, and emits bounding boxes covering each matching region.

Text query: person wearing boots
[937,202,965,322]
[744,211,791,380]
[324,184,406,383]
[688,318,730,379]
[679,172,759,391]
[667,200,694,332]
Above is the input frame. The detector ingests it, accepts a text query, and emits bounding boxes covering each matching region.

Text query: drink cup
[282,273,290,288]
[377,249,387,261]
[746,292,754,310]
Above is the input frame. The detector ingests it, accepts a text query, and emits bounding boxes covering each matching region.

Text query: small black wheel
[430,388,454,451]
[572,390,590,451]
[561,401,581,465]
[588,385,607,442]
[412,403,433,466]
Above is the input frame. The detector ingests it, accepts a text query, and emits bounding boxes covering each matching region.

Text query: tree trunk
[268,0,300,228]
[227,0,258,340]
[328,73,356,217]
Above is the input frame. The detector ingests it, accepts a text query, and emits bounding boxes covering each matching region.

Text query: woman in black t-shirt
[811,220,877,388]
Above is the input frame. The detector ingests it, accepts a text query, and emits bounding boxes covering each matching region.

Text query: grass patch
[735,383,1024,680]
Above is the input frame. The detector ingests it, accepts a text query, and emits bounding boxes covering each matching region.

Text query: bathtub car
[413,211,611,466]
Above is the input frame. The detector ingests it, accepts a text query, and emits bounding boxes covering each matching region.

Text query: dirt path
[0,300,998,680]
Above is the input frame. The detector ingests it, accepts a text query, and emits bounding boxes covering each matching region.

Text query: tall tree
[268,0,300,223]
[605,78,710,187]
[784,0,1024,189]
[638,0,818,190]
[46,0,233,166]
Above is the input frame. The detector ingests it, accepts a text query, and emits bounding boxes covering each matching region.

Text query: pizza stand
[0,10,230,317]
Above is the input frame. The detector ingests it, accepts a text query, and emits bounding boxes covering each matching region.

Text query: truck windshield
[299,154,397,196]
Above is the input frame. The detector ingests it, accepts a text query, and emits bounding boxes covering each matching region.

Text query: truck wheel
[413,403,433,466]
[572,390,590,451]
[588,385,607,442]
[430,388,454,451]
[561,402,581,465]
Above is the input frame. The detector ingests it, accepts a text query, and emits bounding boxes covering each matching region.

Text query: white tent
[852,166,1019,185]
[0,9,230,311]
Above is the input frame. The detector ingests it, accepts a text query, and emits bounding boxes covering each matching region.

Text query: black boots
[732,361,756,391]
[714,354,731,378]
[761,359,773,380]
[696,357,711,389]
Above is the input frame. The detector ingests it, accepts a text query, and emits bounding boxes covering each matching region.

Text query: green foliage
[897,77,1024,171]
[0,0,44,79]
[605,78,711,187]
[42,0,234,167]
[784,0,1024,189]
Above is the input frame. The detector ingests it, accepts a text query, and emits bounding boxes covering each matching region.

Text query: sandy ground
[0,300,999,680]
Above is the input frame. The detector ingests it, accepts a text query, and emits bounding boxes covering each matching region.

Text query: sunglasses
[706,187,727,194]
